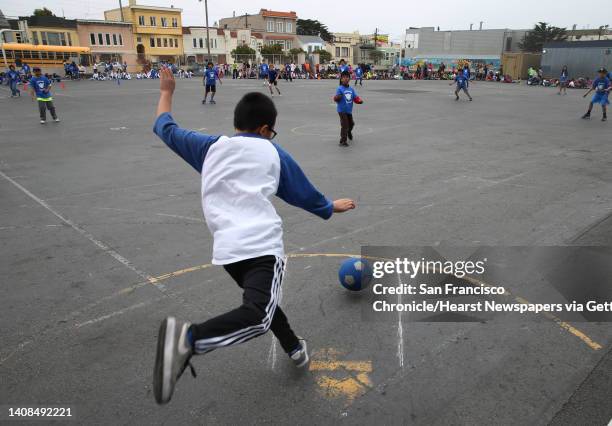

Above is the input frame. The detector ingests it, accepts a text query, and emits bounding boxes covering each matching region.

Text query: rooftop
[259,9,297,19]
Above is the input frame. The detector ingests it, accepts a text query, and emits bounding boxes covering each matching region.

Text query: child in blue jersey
[151,67,355,404]
[558,65,569,95]
[334,70,364,146]
[337,59,349,84]
[267,64,281,96]
[202,62,221,104]
[7,65,21,98]
[582,68,610,122]
[260,61,269,86]
[450,72,473,101]
[354,65,364,86]
[29,67,59,124]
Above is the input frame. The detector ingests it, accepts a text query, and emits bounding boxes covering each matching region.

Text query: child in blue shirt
[582,68,610,122]
[450,72,473,101]
[334,70,363,146]
[267,64,281,96]
[29,67,60,124]
[202,62,221,104]
[354,65,364,87]
[151,67,355,404]
[7,65,21,97]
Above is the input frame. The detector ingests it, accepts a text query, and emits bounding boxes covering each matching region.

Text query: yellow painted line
[309,348,373,404]
[124,252,602,352]
[310,360,373,373]
[464,277,603,351]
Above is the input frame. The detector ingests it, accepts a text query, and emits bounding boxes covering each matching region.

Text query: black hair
[340,70,351,78]
[207,62,213,67]
[234,92,277,132]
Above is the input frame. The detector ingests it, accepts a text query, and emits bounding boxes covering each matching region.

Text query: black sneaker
[603,116,607,122]
[582,113,591,120]
[201,99,207,104]
[290,337,310,368]
[348,131,353,141]
[153,317,196,404]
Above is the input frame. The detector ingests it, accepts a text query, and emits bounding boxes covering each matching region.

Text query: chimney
[470,23,473,31]
[233,11,236,17]
[479,21,483,30]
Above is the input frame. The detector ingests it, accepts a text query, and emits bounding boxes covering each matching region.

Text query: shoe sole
[153,316,176,404]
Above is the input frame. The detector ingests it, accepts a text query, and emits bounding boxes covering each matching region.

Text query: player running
[582,67,610,122]
[450,71,473,101]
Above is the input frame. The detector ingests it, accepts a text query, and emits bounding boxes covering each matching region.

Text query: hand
[160,67,175,94]
[333,199,356,213]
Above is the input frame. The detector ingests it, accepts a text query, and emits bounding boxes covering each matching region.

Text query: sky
[1,0,611,41]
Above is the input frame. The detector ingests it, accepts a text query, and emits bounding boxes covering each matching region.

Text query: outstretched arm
[157,67,174,116]
[274,144,355,218]
[154,67,220,173]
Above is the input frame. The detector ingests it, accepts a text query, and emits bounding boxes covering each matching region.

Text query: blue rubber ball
[338,258,372,291]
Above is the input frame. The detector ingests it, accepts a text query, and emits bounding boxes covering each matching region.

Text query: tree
[289,48,305,55]
[369,49,385,64]
[519,22,568,52]
[260,44,284,55]
[296,19,333,43]
[231,45,255,57]
[317,49,332,64]
[33,8,55,16]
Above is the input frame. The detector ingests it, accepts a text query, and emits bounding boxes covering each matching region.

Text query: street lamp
[199,0,211,62]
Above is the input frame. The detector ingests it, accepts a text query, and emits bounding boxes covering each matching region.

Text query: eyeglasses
[269,128,278,140]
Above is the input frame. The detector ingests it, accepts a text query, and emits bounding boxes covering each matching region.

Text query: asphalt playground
[1,76,611,425]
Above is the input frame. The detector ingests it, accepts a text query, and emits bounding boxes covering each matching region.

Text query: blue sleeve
[273,143,333,220]
[335,87,343,96]
[153,112,220,173]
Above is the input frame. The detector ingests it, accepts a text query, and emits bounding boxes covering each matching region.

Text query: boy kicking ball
[30,67,60,124]
[582,68,610,122]
[152,67,356,404]
[334,70,363,146]
[202,62,221,105]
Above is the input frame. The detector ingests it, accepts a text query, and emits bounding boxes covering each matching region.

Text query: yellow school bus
[2,43,91,70]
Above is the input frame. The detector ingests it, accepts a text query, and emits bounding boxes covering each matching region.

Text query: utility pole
[119,0,125,22]
[199,0,211,62]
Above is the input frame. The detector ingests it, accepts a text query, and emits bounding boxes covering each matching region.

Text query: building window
[193,38,197,48]
[505,37,513,52]
[341,47,349,56]
[267,20,274,32]
[335,47,340,56]
[277,22,283,33]
[139,15,145,25]
[199,38,203,48]
[150,16,156,26]
[286,22,292,33]
[119,34,123,45]
[163,38,167,47]
[286,40,291,50]
[161,17,167,27]
[67,33,72,46]
[175,39,179,48]
[113,34,118,45]
[98,33,104,45]
[150,37,155,47]
[137,36,141,42]
[170,39,174,47]
[31,31,39,44]
[172,17,178,27]
[157,38,162,47]
[90,33,96,45]
[105,34,111,45]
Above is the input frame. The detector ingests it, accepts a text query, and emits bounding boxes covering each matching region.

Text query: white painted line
[396,272,404,368]
[0,170,165,292]
[155,213,204,222]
